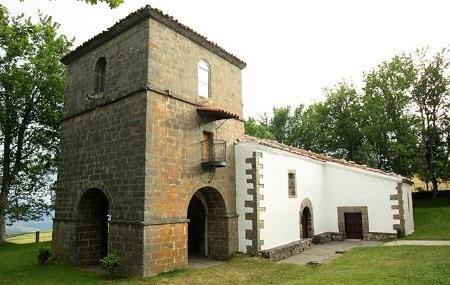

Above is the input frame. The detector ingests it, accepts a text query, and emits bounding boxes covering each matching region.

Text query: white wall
[235,142,414,252]
[257,148,326,250]
[403,183,415,235]
[324,163,399,234]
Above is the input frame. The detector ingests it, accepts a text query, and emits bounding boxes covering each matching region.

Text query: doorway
[344,212,363,239]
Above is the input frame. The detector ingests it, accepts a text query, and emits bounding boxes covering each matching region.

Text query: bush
[99,253,121,278]
[38,247,52,266]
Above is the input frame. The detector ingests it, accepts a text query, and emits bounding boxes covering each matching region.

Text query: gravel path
[384,240,450,246]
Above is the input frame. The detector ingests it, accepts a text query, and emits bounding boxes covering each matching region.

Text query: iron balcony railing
[200,139,227,168]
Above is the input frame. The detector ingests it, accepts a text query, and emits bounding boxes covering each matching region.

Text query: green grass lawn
[0,241,449,285]
[405,193,450,240]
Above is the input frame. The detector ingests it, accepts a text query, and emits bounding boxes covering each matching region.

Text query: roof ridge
[61,5,246,68]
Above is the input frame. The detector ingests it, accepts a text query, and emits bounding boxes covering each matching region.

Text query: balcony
[200,139,227,168]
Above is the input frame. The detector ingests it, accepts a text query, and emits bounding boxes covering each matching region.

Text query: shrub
[100,253,121,278]
[38,247,52,266]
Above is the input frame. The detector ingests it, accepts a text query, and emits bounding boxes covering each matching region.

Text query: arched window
[94,57,106,94]
[197,60,210,98]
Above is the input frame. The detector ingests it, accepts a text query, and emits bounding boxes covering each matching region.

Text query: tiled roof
[240,135,413,184]
[61,5,246,69]
[197,107,240,120]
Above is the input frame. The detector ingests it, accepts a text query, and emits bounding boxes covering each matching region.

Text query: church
[52,5,414,276]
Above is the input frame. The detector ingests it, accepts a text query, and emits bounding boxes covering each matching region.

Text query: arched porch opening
[76,188,109,264]
[187,187,228,260]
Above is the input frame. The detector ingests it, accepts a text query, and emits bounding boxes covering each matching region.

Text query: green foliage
[19,0,124,9]
[99,253,121,277]
[251,47,449,184]
[37,246,51,266]
[82,0,124,8]
[0,5,72,240]
[361,54,420,176]
[244,117,275,140]
[268,106,292,143]
[321,82,364,162]
[411,48,450,196]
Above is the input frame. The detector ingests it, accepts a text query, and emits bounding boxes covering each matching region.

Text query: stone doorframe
[337,206,369,238]
[299,198,314,239]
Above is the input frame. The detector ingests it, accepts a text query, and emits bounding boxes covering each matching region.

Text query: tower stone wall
[53,6,245,276]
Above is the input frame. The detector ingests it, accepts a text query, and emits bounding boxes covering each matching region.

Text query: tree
[288,102,329,153]
[244,117,275,140]
[83,0,124,8]
[411,48,450,197]
[268,106,292,144]
[321,82,365,162]
[0,6,72,241]
[19,0,124,9]
[362,55,420,176]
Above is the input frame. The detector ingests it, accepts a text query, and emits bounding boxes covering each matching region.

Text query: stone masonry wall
[53,90,148,275]
[147,18,243,119]
[244,152,264,256]
[391,182,406,237]
[140,17,244,275]
[142,90,243,274]
[55,10,245,277]
[63,19,149,119]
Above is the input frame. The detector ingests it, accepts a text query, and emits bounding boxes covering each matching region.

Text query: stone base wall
[363,232,397,241]
[109,222,145,276]
[52,219,77,263]
[143,223,187,276]
[260,240,312,262]
[312,232,345,244]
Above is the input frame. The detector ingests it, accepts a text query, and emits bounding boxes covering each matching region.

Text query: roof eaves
[242,135,411,182]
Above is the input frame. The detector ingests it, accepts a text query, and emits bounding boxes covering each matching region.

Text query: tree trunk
[432,177,439,199]
[0,214,5,242]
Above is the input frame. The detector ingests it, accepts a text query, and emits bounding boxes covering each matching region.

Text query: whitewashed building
[235,136,414,260]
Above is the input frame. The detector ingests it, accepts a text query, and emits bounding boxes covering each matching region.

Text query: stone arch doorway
[187,192,208,256]
[187,187,228,260]
[299,198,314,239]
[300,207,312,238]
[76,188,110,264]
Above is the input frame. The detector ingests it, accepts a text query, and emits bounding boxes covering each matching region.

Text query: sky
[2,0,450,119]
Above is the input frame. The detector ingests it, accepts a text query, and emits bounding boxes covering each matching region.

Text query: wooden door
[301,213,308,238]
[344,212,363,239]
[202,132,212,161]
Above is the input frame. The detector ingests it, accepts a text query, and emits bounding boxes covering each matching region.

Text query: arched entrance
[300,207,312,238]
[187,187,228,260]
[76,188,109,264]
[187,193,207,256]
[299,198,314,239]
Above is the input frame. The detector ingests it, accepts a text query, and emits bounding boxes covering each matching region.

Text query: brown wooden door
[344,212,363,239]
[301,213,308,238]
[203,132,212,161]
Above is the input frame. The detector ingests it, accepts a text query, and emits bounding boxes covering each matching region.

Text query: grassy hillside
[405,191,450,240]
[6,231,52,244]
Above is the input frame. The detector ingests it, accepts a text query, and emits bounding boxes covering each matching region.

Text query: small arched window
[94,57,106,94]
[197,60,210,98]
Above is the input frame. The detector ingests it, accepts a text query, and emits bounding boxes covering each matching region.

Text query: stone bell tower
[53,6,246,276]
